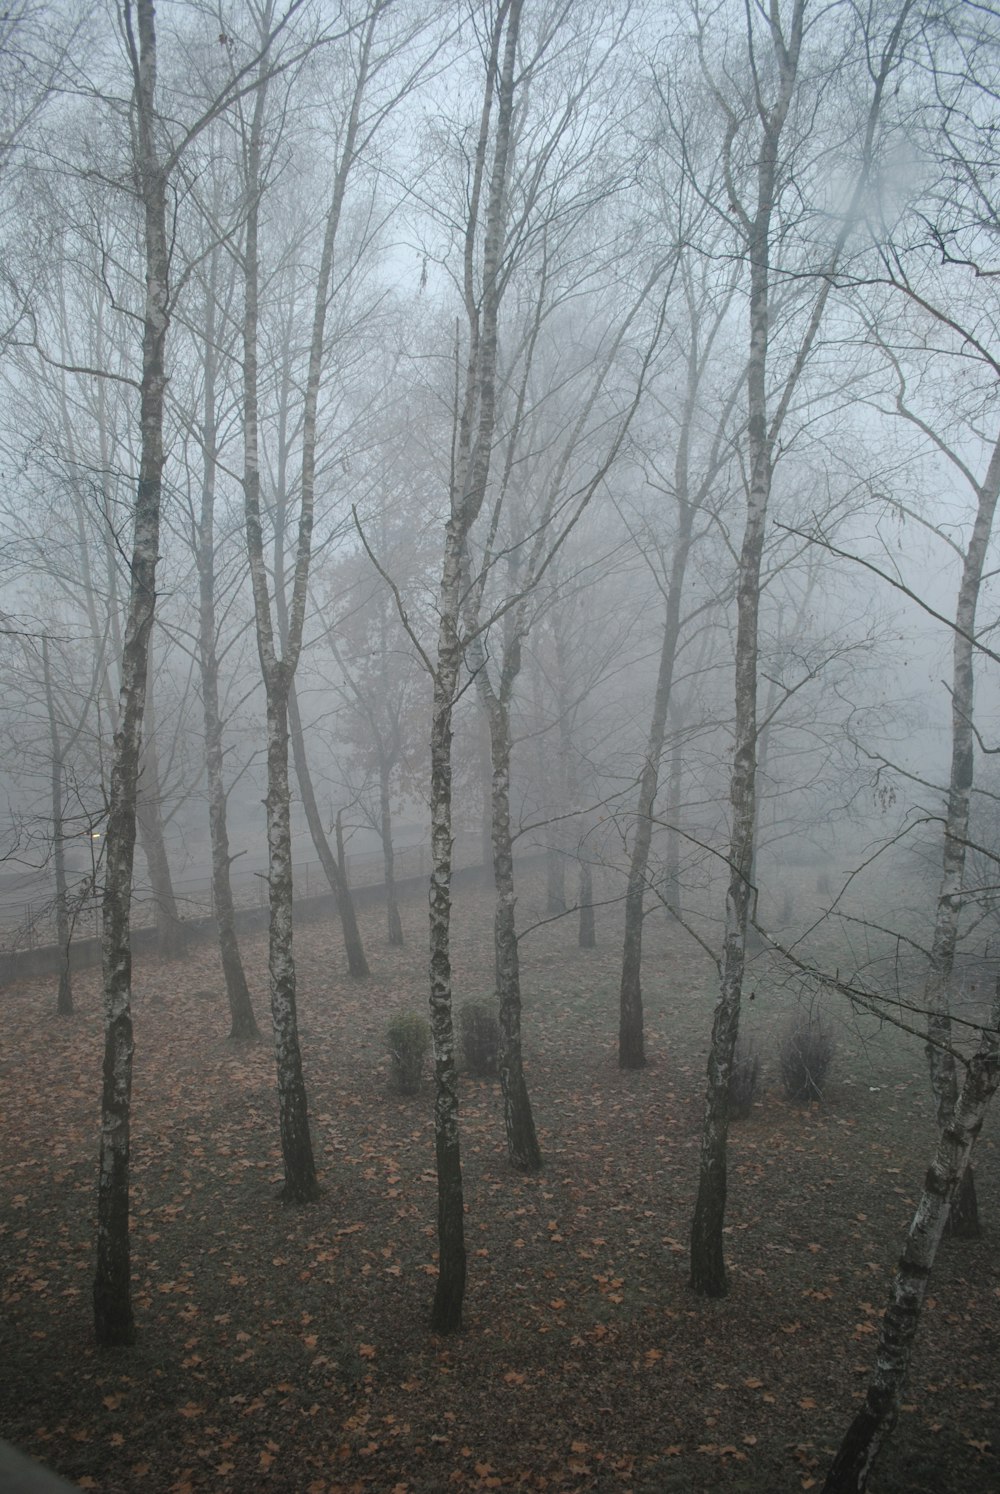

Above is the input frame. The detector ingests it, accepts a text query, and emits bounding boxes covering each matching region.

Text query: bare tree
[238,5,321,1203]
[822,982,1000,1493]
[91,0,176,1346]
[688,0,916,1298]
[617,235,741,1068]
[92,0,311,1342]
[422,0,524,1331]
[177,220,261,1039]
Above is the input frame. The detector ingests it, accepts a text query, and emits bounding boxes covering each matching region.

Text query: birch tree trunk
[94,0,167,1347]
[428,544,468,1330]
[427,0,523,1332]
[690,0,803,1297]
[689,0,911,1296]
[240,45,319,1204]
[822,987,1000,1493]
[922,432,1000,1238]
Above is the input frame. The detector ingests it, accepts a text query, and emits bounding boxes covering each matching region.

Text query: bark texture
[690,0,803,1297]
[94,0,166,1348]
[922,432,1000,1237]
[823,987,1000,1493]
[275,14,376,983]
[241,55,318,1204]
[135,678,183,963]
[427,0,524,1331]
[689,0,909,1294]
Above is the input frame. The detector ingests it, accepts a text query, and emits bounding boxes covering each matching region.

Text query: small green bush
[386,1010,431,1095]
[779,1013,834,1102]
[458,1000,500,1077]
[728,1034,761,1119]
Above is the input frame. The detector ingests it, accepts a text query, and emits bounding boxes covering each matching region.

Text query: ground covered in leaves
[1,871,999,1493]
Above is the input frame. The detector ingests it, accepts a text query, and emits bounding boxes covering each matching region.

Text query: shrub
[386,1010,430,1095]
[458,1000,500,1077]
[728,1034,761,1119]
[779,1013,834,1102]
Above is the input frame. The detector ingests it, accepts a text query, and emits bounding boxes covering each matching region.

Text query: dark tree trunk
[662,731,684,918]
[288,680,370,977]
[273,12,377,984]
[545,845,566,917]
[578,857,595,948]
[135,644,184,962]
[136,757,183,962]
[945,1158,980,1239]
[42,637,73,1016]
[205,678,259,1040]
[489,700,542,1173]
[195,245,259,1041]
[618,460,696,1068]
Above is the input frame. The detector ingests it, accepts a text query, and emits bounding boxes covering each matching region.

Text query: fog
[1,1,1000,1489]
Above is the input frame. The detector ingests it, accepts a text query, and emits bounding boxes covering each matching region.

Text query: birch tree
[238,0,441,1190]
[238,8,322,1203]
[831,1,1000,1239]
[91,0,173,1347]
[90,0,310,1342]
[423,0,523,1332]
[892,5,1000,1241]
[688,0,916,1298]
[822,983,1000,1493]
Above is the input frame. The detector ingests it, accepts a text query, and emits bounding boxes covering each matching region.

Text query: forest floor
[1,869,999,1494]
